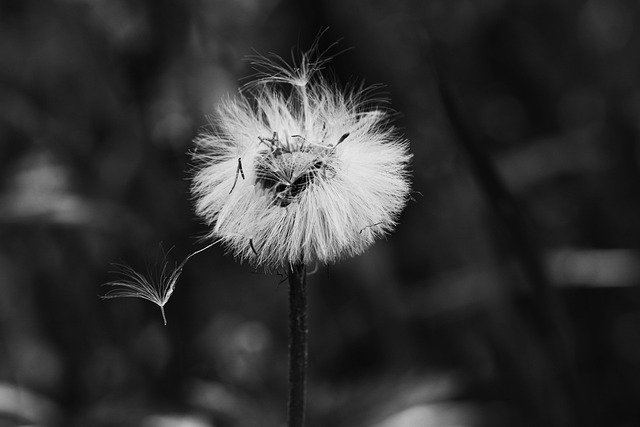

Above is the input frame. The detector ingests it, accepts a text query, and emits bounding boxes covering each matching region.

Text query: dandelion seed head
[191,46,412,270]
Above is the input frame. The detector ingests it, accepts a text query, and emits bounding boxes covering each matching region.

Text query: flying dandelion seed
[102,242,216,325]
[191,48,412,270]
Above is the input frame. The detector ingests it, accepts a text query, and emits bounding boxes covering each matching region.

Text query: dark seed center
[255,151,326,207]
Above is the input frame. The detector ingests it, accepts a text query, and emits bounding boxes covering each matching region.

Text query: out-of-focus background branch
[2,0,640,426]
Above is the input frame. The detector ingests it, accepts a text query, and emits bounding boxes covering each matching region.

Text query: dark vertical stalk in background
[287,263,308,427]
[422,30,590,427]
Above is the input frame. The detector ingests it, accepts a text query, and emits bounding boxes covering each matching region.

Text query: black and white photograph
[1,1,640,426]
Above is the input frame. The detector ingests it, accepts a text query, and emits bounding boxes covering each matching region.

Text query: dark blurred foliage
[2,0,640,426]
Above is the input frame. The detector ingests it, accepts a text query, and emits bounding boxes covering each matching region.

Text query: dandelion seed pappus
[190,47,412,268]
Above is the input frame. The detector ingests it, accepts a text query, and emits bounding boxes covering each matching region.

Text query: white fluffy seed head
[191,50,412,270]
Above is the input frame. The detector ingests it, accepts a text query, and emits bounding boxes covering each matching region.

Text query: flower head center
[255,149,330,207]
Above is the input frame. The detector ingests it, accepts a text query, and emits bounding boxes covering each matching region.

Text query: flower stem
[287,262,308,427]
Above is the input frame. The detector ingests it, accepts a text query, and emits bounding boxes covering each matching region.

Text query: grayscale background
[1,0,639,426]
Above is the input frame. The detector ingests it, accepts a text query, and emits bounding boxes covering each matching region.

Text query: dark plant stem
[423,29,588,427]
[287,262,308,427]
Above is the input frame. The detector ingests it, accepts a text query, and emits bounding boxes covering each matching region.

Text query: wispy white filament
[191,50,412,270]
[102,243,216,324]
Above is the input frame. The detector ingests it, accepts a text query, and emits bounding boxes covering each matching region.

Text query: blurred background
[2,0,640,426]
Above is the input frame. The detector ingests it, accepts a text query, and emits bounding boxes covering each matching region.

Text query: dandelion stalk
[287,262,307,427]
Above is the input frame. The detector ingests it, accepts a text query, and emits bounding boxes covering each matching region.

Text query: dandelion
[190,49,412,271]
[102,243,215,325]
[190,44,412,427]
